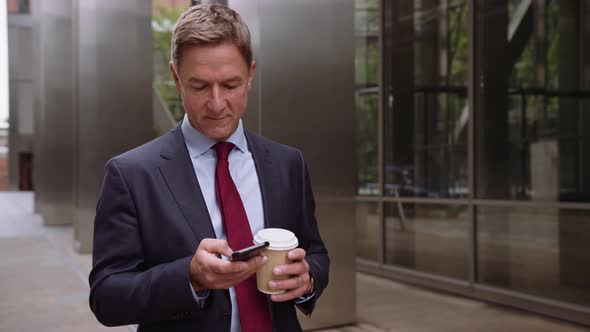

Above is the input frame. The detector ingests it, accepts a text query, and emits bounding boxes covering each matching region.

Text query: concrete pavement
[0,192,588,332]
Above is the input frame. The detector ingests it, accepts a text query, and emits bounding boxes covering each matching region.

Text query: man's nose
[207,86,225,112]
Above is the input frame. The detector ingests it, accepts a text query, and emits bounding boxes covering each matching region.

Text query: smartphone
[229,242,269,261]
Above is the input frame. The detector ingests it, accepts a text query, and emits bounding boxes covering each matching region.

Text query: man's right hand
[189,238,267,292]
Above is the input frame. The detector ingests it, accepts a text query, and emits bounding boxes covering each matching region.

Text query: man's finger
[273,260,308,277]
[268,273,307,291]
[287,248,306,260]
[270,284,308,302]
[213,255,266,275]
[199,238,233,257]
[249,254,268,267]
[238,255,267,275]
[211,258,250,274]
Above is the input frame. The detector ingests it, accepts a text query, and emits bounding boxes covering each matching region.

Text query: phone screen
[229,242,269,261]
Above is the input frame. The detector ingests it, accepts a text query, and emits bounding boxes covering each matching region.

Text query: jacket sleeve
[88,158,199,326]
[295,151,330,316]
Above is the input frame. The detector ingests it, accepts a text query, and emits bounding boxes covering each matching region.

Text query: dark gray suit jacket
[88,124,329,332]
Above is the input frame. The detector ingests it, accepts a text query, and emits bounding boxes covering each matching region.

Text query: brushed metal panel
[299,200,357,330]
[7,17,33,81]
[31,0,76,225]
[7,76,19,190]
[7,24,21,191]
[30,0,41,200]
[255,0,356,195]
[230,0,357,329]
[259,1,356,329]
[75,0,153,253]
[7,16,33,190]
[16,82,33,135]
[230,1,261,133]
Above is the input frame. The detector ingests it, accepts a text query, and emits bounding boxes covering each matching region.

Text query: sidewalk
[0,192,129,332]
[1,192,589,332]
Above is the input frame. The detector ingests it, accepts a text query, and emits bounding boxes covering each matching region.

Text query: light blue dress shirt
[181,115,313,331]
[182,115,263,332]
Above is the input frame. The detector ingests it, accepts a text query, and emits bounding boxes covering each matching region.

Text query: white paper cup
[253,228,299,294]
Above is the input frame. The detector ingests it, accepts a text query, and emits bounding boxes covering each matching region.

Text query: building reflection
[356,0,590,325]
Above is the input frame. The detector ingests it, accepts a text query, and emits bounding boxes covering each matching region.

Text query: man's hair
[171,4,252,71]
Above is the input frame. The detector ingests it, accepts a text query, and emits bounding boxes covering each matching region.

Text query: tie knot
[214,142,234,161]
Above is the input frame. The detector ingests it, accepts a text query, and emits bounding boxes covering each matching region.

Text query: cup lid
[254,228,298,250]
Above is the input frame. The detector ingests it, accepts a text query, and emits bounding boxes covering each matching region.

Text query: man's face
[170,43,255,141]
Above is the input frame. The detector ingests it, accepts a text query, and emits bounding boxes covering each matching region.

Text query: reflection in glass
[384,203,469,280]
[356,201,380,261]
[477,206,590,307]
[383,0,469,199]
[475,0,590,202]
[355,0,380,195]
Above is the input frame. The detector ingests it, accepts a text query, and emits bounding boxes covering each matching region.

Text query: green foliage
[512,40,535,87]
[449,0,468,85]
[509,0,535,89]
[355,0,380,193]
[356,93,379,189]
[546,0,559,91]
[355,40,379,85]
[152,3,188,121]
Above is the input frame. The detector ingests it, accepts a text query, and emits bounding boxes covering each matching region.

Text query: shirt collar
[181,114,248,158]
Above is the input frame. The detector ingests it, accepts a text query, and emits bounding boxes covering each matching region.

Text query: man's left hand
[268,248,313,302]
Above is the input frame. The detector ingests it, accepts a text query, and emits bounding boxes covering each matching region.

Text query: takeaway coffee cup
[253,228,299,294]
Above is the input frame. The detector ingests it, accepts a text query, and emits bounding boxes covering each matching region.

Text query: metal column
[31,0,76,225]
[74,0,153,253]
[231,0,357,329]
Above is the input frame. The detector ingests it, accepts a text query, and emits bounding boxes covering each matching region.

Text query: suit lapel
[159,125,216,241]
[245,130,283,229]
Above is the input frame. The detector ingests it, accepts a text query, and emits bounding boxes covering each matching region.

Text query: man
[88,4,329,332]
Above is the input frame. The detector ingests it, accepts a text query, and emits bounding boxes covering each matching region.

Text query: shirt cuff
[189,281,210,304]
[294,291,315,304]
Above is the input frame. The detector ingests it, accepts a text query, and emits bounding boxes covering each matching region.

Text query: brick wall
[0,156,7,191]
[7,0,30,14]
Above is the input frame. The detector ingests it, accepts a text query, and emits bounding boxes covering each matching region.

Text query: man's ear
[169,61,181,92]
[247,60,256,90]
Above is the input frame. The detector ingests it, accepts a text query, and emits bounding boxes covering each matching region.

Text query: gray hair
[171,4,252,70]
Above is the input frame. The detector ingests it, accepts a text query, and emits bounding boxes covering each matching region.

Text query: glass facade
[384,0,470,199]
[356,201,381,261]
[477,206,590,307]
[355,0,590,323]
[384,203,469,280]
[355,0,380,195]
[475,0,590,202]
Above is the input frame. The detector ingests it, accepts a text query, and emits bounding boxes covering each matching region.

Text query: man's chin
[205,128,232,141]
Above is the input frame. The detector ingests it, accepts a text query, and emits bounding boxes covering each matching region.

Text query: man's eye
[192,85,207,91]
[225,85,239,90]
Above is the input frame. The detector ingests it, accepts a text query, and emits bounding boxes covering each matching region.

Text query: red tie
[214,142,272,332]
